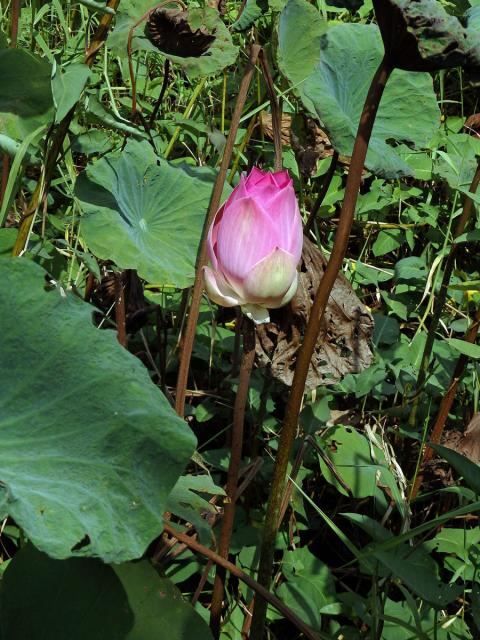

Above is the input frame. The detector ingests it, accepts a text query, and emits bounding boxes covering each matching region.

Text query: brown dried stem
[210,319,256,638]
[249,57,392,640]
[174,44,261,417]
[410,308,480,501]
[162,523,321,640]
[259,50,282,173]
[12,0,120,256]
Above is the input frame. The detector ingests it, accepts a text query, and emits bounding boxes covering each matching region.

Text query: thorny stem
[411,160,480,402]
[210,319,256,638]
[304,150,340,235]
[249,57,393,640]
[12,0,120,256]
[162,523,321,640]
[174,44,261,417]
[410,308,480,501]
[259,50,282,173]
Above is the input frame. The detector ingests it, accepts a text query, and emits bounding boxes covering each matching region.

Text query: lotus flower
[203,167,303,324]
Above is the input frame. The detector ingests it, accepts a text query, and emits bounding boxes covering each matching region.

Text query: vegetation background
[1,0,480,639]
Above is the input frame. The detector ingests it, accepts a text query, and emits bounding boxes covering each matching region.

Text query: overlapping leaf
[277,0,440,177]
[76,139,231,288]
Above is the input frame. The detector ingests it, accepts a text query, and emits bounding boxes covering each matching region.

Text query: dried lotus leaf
[145,8,216,58]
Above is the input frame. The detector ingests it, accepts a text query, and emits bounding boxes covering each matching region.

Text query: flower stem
[209,318,256,638]
[174,44,261,417]
[249,56,392,640]
[259,50,282,173]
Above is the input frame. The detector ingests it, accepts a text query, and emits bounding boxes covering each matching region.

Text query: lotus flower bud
[203,167,303,324]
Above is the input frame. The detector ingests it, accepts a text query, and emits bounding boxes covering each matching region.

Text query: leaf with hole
[109,2,238,77]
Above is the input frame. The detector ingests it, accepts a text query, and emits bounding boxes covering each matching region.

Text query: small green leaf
[52,62,90,123]
[232,0,269,31]
[448,338,480,360]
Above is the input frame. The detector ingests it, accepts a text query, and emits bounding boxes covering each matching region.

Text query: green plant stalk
[12,0,120,256]
[164,78,206,159]
[174,44,261,417]
[209,319,256,638]
[249,56,393,640]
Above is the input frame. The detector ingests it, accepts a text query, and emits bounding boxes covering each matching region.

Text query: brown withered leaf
[255,237,374,389]
[145,8,216,58]
[463,113,480,138]
[259,112,334,178]
[443,413,480,464]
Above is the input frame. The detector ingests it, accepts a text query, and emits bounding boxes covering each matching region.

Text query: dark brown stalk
[162,523,321,640]
[304,151,340,235]
[414,161,480,392]
[149,59,170,127]
[249,57,392,640]
[1,0,21,214]
[174,44,261,417]
[115,272,127,347]
[410,308,480,501]
[12,0,120,256]
[259,50,282,173]
[210,319,256,638]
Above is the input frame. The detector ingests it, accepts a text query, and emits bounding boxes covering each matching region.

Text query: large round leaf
[0,258,196,562]
[76,139,231,288]
[0,545,213,640]
[277,3,440,177]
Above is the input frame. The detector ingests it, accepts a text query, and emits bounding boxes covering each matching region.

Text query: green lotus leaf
[76,139,231,288]
[277,2,440,177]
[0,258,196,562]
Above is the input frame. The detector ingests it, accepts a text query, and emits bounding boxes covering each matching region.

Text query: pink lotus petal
[245,166,265,187]
[216,196,278,280]
[267,185,303,260]
[206,204,225,269]
[203,266,242,307]
[271,170,291,189]
[242,247,298,305]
